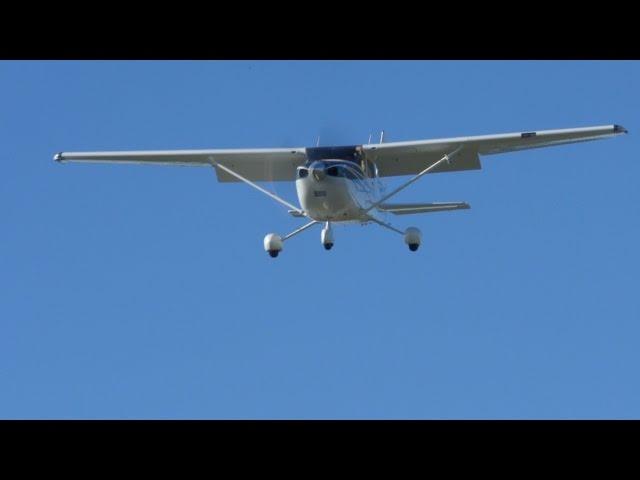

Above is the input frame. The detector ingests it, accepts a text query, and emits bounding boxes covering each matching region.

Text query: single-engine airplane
[55,124,627,257]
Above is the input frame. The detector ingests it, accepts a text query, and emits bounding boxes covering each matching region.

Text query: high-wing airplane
[54,124,627,257]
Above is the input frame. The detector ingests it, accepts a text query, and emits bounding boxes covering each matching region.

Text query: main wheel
[264,233,283,258]
[404,227,422,252]
[323,243,333,251]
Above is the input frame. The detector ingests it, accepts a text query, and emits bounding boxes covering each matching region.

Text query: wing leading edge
[54,148,307,182]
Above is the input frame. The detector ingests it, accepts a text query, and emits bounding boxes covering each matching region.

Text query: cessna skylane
[55,124,627,257]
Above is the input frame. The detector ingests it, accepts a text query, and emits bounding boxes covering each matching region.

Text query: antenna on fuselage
[368,133,372,144]
[379,130,385,144]
[316,136,320,147]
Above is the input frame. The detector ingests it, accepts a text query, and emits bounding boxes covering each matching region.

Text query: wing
[54,148,308,182]
[377,202,470,215]
[363,124,627,178]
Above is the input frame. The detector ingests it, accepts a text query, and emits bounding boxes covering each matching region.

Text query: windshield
[303,146,377,178]
[305,145,361,163]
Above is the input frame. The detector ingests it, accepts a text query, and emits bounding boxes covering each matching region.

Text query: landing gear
[367,217,423,253]
[263,221,321,258]
[263,221,336,257]
[404,227,422,252]
[263,233,283,258]
[321,222,334,251]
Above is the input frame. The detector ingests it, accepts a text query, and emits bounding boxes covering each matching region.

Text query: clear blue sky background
[1,61,638,419]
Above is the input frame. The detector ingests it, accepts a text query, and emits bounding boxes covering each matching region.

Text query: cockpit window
[343,168,358,180]
[365,159,378,178]
[326,166,339,177]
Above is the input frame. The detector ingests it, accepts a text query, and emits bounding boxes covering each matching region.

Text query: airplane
[54,124,627,257]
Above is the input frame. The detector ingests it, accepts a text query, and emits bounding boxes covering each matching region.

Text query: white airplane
[55,124,627,257]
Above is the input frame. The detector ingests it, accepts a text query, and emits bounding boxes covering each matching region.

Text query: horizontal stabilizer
[377,202,470,215]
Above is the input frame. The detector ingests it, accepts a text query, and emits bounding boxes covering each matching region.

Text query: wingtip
[54,152,63,162]
[613,124,628,134]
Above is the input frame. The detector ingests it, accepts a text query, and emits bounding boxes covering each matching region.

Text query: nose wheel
[321,222,334,251]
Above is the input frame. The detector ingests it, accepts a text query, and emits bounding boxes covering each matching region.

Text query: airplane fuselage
[295,160,384,222]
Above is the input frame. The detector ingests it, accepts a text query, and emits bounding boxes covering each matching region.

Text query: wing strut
[210,158,304,216]
[367,216,404,235]
[364,147,463,213]
[282,220,320,241]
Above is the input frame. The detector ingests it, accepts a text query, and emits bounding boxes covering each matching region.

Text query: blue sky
[1,61,638,418]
